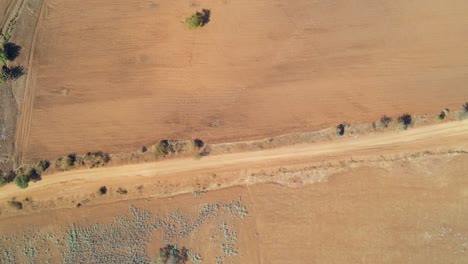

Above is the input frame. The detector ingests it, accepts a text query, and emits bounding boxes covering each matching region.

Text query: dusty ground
[1,0,468,263]
[11,0,468,162]
[0,121,467,263]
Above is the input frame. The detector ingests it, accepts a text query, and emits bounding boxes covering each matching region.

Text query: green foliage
[185,10,209,30]
[0,176,6,187]
[185,13,203,29]
[0,49,7,65]
[14,174,30,189]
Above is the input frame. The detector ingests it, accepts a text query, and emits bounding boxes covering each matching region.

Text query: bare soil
[12,0,468,162]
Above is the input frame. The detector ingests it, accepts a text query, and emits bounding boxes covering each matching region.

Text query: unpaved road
[1,120,467,201]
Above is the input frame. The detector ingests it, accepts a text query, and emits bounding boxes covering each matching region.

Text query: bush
[185,9,210,29]
[336,124,345,136]
[98,186,107,196]
[8,200,22,210]
[14,174,30,189]
[75,151,110,168]
[380,115,392,128]
[154,140,175,158]
[398,113,412,129]
[463,102,468,112]
[116,187,128,195]
[33,160,50,174]
[158,245,188,264]
[0,65,24,82]
[0,176,6,187]
[0,49,7,65]
[56,153,77,170]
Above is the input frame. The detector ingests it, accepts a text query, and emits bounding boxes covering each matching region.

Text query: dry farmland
[13,0,468,162]
[1,0,468,263]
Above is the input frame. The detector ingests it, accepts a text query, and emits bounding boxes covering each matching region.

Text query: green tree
[14,174,30,189]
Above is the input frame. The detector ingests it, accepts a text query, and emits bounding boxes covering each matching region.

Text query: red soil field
[19,0,468,162]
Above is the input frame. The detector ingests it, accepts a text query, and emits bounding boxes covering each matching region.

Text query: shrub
[75,151,110,168]
[56,153,77,170]
[116,187,128,195]
[158,245,188,264]
[185,9,210,29]
[457,103,468,120]
[0,176,6,187]
[98,186,107,196]
[1,65,24,81]
[154,140,175,158]
[437,111,446,121]
[463,102,468,112]
[380,115,392,128]
[14,174,30,189]
[8,200,22,210]
[336,124,345,136]
[398,113,412,129]
[185,13,203,29]
[0,49,7,65]
[33,160,50,174]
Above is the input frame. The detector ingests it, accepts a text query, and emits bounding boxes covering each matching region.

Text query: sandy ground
[13,0,468,162]
[0,121,467,263]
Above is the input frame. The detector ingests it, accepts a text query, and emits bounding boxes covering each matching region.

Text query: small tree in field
[185,9,210,29]
[14,174,30,189]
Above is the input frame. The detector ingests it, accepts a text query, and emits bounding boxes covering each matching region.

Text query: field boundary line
[13,0,46,167]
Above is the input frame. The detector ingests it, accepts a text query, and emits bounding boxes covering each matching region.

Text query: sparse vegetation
[380,115,392,128]
[0,65,24,82]
[56,152,110,171]
[75,151,111,168]
[56,153,77,170]
[8,200,23,210]
[14,174,30,189]
[397,113,412,130]
[460,102,468,119]
[0,199,245,262]
[32,160,51,174]
[116,187,128,194]
[157,244,189,264]
[0,176,6,187]
[185,9,210,29]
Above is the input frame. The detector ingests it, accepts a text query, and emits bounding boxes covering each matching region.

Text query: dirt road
[1,120,467,201]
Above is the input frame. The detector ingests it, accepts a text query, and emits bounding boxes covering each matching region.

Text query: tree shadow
[3,42,21,61]
[398,113,412,129]
[199,9,211,26]
[336,124,345,136]
[2,65,25,80]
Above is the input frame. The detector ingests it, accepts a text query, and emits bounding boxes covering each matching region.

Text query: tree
[14,174,30,189]
[185,9,210,29]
